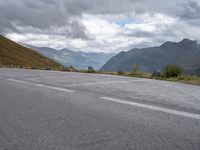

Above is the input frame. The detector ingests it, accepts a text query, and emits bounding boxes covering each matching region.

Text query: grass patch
[2,65,199,86]
[0,35,64,70]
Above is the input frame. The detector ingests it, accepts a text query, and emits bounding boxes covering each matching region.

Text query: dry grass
[0,35,64,70]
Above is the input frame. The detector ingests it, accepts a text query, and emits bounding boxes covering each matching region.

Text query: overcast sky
[1,0,200,52]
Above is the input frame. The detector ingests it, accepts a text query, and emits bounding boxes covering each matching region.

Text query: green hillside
[0,35,64,70]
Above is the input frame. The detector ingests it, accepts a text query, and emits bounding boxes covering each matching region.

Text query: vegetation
[118,69,125,75]
[63,66,77,72]
[152,75,200,85]
[87,66,96,73]
[163,65,183,78]
[0,35,199,86]
[101,39,200,77]
[0,35,64,70]
[132,64,140,73]
[100,64,200,85]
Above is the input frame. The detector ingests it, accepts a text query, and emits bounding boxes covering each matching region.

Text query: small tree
[88,66,95,73]
[132,64,140,73]
[163,65,183,78]
[118,69,125,75]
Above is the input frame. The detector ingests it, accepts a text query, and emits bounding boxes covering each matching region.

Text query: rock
[152,70,161,77]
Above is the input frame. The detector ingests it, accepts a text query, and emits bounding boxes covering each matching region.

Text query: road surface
[0,68,200,150]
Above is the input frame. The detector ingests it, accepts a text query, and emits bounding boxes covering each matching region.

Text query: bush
[132,64,140,73]
[63,66,77,72]
[30,66,37,69]
[87,66,96,73]
[151,70,161,77]
[118,69,125,75]
[45,67,51,70]
[163,65,183,78]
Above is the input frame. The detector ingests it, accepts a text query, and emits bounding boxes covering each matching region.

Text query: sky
[1,0,200,53]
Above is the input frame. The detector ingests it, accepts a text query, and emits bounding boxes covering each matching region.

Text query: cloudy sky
[1,0,200,52]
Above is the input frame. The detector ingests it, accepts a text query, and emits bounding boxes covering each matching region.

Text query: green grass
[165,76,200,85]
[72,69,200,86]
[1,34,199,86]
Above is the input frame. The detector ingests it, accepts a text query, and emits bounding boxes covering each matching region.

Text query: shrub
[132,64,140,73]
[30,66,37,69]
[87,66,96,73]
[151,70,161,77]
[163,65,183,78]
[45,67,51,70]
[63,66,77,72]
[118,69,125,75]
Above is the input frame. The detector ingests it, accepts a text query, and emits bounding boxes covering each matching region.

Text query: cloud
[178,1,200,19]
[1,0,200,53]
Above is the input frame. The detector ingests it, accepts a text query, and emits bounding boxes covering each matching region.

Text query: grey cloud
[178,1,200,19]
[1,0,198,34]
[0,0,88,38]
[0,0,138,39]
[1,0,200,52]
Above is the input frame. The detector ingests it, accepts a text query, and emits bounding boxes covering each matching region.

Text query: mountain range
[0,35,64,70]
[1,35,200,76]
[26,45,115,70]
[101,39,200,76]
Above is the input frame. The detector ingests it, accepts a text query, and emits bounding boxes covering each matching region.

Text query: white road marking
[22,74,32,76]
[29,77,40,80]
[66,80,146,87]
[43,76,86,79]
[7,78,74,93]
[45,77,70,79]
[8,78,27,83]
[100,97,200,120]
[36,84,74,93]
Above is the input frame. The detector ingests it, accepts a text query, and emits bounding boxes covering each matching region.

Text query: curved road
[0,68,200,150]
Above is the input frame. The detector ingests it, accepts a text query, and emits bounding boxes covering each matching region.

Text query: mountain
[27,45,115,70]
[0,35,64,70]
[101,39,200,76]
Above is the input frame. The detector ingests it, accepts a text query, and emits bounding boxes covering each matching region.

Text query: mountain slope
[101,39,200,76]
[0,35,64,69]
[27,45,115,69]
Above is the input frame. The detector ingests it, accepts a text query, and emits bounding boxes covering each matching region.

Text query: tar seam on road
[66,79,147,87]
[100,97,200,120]
[7,78,74,93]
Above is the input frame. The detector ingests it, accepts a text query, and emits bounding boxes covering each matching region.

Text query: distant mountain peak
[161,41,174,47]
[101,38,200,76]
[179,38,198,45]
[161,38,198,48]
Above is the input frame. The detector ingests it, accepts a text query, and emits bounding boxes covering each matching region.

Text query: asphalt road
[0,68,200,150]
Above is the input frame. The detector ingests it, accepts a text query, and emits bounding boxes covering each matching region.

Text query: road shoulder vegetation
[1,64,200,86]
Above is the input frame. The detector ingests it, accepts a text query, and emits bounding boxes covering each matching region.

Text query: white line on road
[36,84,74,93]
[40,75,88,79]
[8,78,27,83]
[100,97,200,120]
[29,77,40,80]
[66,80,146,87]
[7,78,74,93]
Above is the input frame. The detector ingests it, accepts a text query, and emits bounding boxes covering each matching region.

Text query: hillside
[101,39,200,76]
[0,35,64,70]
[27,45,115,69]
